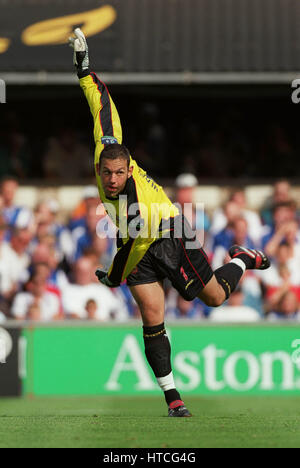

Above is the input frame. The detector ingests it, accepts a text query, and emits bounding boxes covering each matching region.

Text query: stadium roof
[1,0,300,84]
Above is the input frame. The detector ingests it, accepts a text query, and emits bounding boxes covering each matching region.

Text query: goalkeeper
[69,29,270,417]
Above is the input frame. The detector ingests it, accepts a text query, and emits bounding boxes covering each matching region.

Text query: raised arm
[69,29,122,159]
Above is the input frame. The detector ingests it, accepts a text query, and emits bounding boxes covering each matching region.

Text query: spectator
[266,290,300,321]
[229,189,263,245]
[0,225,33,305]
[62,256,128,321]
[166,294,205,320]
[212,217,255,270]
[72,204,102,261]
[26,241,68,316]
[72,202,115,262]
[212,214,264,314]
[238,271,264,315]
[264,219,300,259]
[211,190,263,247]
[262,201,299,250]
[212,191,260,242]
[0,215,15,313]
[261,179,295,226]
[33,199,74,265]
[210,200,241,237]
[30,262,64,316]
[114,283,140,318]
[175,173,210,248]
[260,243,300,307]
[85,299,98,320]
[273,180,293,204]
[0,176,32,232]
[83,232,115,272]
[11,270,61,321]
[69,185,99,231]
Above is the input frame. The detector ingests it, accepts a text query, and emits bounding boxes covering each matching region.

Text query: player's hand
[95,269,117,288]
[68,28,89,71]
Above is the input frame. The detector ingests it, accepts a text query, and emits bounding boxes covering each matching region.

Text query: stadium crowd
[0,175,299,323]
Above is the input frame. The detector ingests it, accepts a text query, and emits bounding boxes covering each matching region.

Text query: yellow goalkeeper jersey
[79,72,179,285]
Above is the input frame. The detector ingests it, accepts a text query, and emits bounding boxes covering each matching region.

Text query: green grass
[0,396,300,448]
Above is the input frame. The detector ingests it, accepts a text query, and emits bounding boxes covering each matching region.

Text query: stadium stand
[0,174,299,322]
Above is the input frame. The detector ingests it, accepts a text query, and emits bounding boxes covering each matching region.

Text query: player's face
[100,158,133,198]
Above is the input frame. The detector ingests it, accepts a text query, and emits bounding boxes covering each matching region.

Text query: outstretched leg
[130,281,191,417]
[199,245,270,306]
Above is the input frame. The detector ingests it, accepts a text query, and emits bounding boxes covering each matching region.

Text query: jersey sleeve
[79,72,122,159]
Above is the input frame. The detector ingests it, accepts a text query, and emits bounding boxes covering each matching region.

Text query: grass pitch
[0,396,300,448]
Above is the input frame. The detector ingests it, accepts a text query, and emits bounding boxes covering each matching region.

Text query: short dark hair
[100,144,130,168]
[273,200,297,213]
[0,175,18,187]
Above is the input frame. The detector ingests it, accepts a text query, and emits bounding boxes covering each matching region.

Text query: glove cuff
[77,68,90,79]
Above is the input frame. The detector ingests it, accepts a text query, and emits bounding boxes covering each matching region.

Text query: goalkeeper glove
[68,28,89,73]
[95,269,118,288]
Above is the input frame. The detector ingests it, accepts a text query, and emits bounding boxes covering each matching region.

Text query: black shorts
[126,216,213,301]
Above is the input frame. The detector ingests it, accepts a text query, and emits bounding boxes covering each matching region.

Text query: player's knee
[140,304,164,325]
[199,279,227,307]
[202,292,225,308]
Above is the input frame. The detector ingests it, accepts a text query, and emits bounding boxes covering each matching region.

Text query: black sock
[143,323,181,405]
[164,388,182,406]
[232,253,255,269]
[214,263,244,300]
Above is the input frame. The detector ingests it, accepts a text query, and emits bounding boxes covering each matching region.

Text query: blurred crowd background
[1,0,300,324]
[0,168,299,323]
[1,75,300,324]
